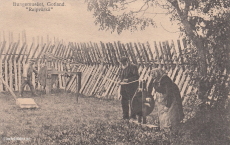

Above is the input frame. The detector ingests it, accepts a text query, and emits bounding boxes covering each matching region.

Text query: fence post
[142,80,147,124]
[76,72,82,103]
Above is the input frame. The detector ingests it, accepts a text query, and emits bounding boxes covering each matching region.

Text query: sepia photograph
[0,0,229,144]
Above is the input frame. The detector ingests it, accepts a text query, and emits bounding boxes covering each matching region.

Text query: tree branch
[122,0,138,5]
[130,1,149,13]
[184,1,190,17]
[167,0,182,17]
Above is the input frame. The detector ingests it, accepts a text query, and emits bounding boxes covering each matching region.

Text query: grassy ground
[0,91,165,145]
[0,91,229,145]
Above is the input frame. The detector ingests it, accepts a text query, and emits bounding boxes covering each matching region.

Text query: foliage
[86,0,156,34]
[182,92,203,122]
[36,121,171,145]
[86,0,230,38]
[173,99,230,145]
[86,0,230,111]
[85,0,230,66]
[183,37,229,109]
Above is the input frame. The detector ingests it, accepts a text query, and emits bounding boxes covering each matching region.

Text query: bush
[173,98,230,145]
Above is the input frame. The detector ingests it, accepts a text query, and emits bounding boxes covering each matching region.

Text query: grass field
[0,91,167,145]
[0,91,229,145]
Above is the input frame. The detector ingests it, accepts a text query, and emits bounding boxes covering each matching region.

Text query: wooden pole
[142,80,147,124]
[134,43,144,67]
[177,39,185,70]
[154,41,162,68]
[0,41,6,91]
[76,72,81,102]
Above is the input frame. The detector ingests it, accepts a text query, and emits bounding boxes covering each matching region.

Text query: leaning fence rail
[0,37,202,105]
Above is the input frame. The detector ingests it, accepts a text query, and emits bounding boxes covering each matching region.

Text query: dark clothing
[121,81,139,119]
[21,77,36,96]
[120,63,139,82]
[20,63,37,96]
[27,65,38,78]
[154,75,184,130]
[120,63,139,119]
[22,64,38,80]
[38,66,47,87]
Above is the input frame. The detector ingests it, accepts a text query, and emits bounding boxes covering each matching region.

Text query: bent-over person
[119,57,139,120]
[150,68,184,131]
[20,59,38,97]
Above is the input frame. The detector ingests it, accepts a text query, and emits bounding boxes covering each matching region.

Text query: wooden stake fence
[67,39,199,105]
[0,36,205,106]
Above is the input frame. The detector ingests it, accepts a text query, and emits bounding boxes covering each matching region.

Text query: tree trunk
[168,0,208,99]
[196,38,207,77]
[168,0,208,76]
[194,37,208,99]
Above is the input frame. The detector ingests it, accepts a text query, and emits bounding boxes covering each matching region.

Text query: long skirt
[156,92,183,130]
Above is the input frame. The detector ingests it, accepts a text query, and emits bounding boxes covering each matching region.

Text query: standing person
[63,59,72,88]
[150,68,184,131]
[38,60,47,92]
[20,59,38,97]
[119,56,139,120]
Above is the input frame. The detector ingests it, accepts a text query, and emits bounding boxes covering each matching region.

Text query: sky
[0,0,181,44]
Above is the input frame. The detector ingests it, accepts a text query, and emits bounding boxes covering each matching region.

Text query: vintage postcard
[0,0,229,144]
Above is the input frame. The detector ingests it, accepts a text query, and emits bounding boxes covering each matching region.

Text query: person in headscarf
[119,56,139,120]
[150,68,184,131]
